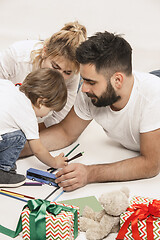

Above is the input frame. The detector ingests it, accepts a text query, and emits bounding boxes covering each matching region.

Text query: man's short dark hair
[76,31,132,76]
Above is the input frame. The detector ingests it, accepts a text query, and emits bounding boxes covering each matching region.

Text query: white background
[0,0,160,72]
[0,1,160,239]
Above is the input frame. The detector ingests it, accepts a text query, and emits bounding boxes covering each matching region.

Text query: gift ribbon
[0,199,78,239]
[116,199,160,240]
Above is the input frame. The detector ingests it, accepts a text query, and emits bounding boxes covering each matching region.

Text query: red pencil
[1,189,35,199]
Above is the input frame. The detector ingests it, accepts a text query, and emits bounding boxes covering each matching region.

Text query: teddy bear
[79,187,129,240]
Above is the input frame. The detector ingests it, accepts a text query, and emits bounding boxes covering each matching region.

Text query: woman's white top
[0,40,80,126]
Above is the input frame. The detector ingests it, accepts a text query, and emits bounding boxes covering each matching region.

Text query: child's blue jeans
[0,130,26,171]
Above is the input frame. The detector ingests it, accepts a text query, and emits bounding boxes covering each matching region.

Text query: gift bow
[116,199,160,240]
[0,199,78,239]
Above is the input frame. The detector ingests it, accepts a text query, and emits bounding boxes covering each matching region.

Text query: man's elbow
[64,133,79,147]
[145,160,160,178]
[62,124,81,146]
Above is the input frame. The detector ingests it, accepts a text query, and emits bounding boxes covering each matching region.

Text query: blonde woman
[0,21,87,128]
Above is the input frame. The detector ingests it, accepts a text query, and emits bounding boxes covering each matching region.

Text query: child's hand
[54,152,68,168]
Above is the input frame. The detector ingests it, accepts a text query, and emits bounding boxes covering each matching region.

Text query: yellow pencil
[0,189,24,198]
[0,189,35,199]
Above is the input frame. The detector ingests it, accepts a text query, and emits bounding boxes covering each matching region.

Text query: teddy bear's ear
[120,187,129,198]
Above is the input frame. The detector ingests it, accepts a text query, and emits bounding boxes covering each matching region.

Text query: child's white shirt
[0,79,39,140]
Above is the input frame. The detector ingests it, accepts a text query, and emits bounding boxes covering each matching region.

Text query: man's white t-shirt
[74,71,160,151]
[0,40,80,126]
[0,79,39,140]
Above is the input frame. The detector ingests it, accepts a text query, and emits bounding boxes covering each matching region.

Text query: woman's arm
[0,46,16,80]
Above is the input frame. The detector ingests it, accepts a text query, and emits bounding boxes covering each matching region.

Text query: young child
[0,68,68,187]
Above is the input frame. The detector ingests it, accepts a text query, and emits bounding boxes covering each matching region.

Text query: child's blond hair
[20,68,67,112]
[31,21,87,73]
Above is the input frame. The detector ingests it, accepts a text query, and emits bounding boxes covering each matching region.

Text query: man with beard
[21,31,160,191]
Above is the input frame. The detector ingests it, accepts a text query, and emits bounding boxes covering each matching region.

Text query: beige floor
[0,120,160,240]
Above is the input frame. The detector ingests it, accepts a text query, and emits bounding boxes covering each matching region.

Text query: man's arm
[55,128,160,191]
[20,107,91,157]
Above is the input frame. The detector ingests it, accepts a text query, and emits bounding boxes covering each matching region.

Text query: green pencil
[65,143,80,157]
[47,143,80,172]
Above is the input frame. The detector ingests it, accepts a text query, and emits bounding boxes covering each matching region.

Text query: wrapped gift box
[21,200,79,240]
[117,196,160,240]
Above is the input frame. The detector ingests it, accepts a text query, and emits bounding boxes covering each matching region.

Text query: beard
[86,81,121,107]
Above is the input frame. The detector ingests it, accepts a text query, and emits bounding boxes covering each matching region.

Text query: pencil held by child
[0,68,68,188]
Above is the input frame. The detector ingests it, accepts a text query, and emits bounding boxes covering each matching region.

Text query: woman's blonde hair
[20,68,67,112]
[31,21,87,73]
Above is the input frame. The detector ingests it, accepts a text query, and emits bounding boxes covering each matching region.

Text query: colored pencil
[1,189,35,199]
[0,191,28,203]
[46,154,84,202]
[52,190,64,202]
[47,143,80,172]
[44,186,60,200]
[65,143,80,157]
[49,151,83,174]
[23,182,43,186]
[1,190,24,199]
[67,152,84,162]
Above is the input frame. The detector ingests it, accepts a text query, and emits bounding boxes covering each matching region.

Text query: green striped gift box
[21,201,79,240]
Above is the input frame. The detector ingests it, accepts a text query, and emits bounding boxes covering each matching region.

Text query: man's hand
[55,163,88,191]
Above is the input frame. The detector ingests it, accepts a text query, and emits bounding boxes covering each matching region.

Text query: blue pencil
[44,186,60,200]
[0,191,28,203]
[52,190,64,202]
